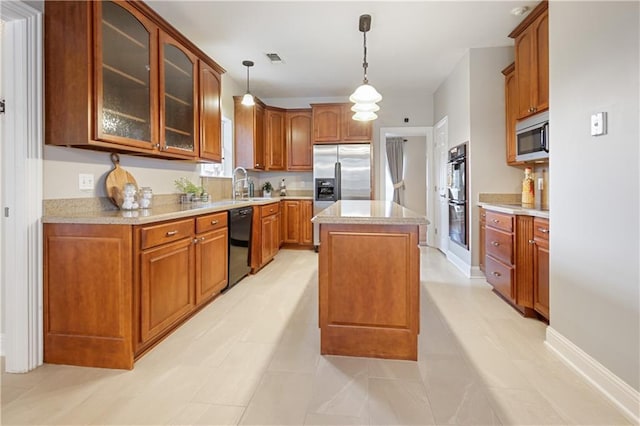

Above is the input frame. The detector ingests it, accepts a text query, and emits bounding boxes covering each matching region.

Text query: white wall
[433,48,522,271]
[400,136,427,215]
[434,52,471,150]
[549,1,639,392]
[468,47,521,266]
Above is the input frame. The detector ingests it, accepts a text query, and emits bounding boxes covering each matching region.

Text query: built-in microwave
[516,110,549,162]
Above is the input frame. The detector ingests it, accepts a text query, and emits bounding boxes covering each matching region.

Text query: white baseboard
[469,266,486,279]
[546,327,640,424]
[446,251,471,278]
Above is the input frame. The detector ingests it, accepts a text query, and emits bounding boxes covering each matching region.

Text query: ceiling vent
[265,53,284,64]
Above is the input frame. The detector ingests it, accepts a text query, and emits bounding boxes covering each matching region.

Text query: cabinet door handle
[166,230,178,236]
[491,241,500,246]
[192,238,199,244]
[529,239,536,244]
[211,220,219,225]
[492,271,501,277]
[200,237,206,242]
[538,227,549,234]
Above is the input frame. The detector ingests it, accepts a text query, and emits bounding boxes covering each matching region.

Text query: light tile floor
[1,248,632,425]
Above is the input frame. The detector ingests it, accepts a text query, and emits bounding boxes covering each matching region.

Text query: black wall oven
[447,143,468,248]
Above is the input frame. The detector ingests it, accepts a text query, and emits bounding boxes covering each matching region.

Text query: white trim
[0,333,4,356]
[546,327,640,424]
[469,266,486,279]
[446,249,471,277]
[1,1,44,373]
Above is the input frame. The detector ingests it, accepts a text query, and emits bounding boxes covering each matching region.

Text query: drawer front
[485,227,513,265]
[533,218,550,241]
[196,212,228,234]
[261,202,280,218]
[485,255,514,301]
[485,210,513,233]
[140,219,194,250]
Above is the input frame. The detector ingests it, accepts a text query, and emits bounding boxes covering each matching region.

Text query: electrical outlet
[79,173,94,190]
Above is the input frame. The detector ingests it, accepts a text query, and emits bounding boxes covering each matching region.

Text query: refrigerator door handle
[334,161,342,200]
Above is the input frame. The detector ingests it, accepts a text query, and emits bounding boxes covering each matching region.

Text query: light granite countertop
[43,197,286,225]
[312,200,428,226]
[478,202,550,219]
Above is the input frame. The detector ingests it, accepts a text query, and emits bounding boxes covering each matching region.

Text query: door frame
[1,0,44,373]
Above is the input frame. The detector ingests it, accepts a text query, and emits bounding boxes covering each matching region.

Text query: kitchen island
[312,200,427,360]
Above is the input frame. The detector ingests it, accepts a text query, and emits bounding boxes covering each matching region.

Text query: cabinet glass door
[97,1,156,146]
[161,35,197,154]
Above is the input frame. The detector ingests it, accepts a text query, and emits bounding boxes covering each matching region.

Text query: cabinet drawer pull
[165,230,178,237]
[481,213,486,218]
[538,227,549,234]
[211,220,219,225]
[492,219,500,223]
[269,209,274,213]
[491,241,500,246]
[492,271,501,277]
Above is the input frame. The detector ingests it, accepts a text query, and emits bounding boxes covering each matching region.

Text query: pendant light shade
[350,14,381,121]
[241,60,255,106]
[352,111,378,121]
[351,102,380,113]
[241,93,255,106]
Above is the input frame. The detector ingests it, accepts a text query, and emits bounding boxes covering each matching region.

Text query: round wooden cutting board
[105,153,138,208]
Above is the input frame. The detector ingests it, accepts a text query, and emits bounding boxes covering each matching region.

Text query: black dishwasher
[227,207,253,290]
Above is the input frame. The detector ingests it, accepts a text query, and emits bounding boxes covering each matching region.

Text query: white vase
[264,191,271,198]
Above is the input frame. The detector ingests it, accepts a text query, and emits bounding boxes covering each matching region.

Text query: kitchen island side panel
[318,223,420,360]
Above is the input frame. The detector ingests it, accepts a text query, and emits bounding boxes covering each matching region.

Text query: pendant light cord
[246,65,250,92]
[362,30,369,84]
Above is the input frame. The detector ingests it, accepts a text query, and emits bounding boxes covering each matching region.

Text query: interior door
[434,117,449,253]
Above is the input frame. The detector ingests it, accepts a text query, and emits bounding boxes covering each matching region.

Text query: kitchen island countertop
[312,200,428,226]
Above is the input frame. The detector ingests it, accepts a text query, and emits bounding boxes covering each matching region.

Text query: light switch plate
[79,173,94,190]
[590,112,607,136]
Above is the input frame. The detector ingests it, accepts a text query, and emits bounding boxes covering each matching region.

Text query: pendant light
[241,60,255,106]
[350,14,382,121]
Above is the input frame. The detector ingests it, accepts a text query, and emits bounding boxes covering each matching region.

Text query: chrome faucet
[232,166,248,200]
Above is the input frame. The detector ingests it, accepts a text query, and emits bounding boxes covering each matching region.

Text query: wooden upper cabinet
[159,32,198,158]
[265,107,286,170]
[94,1,158,150]
[312,104,342,142]
[234,97,266,170]
[199,61,222,162]
[511,1,549,119]
[44,0,224,161]
[502,63,523,166]
[286,109,312,171]
[312,103,372,144]
[342,106,373,141]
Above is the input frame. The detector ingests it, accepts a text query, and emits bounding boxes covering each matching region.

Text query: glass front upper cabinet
[96,0,158,148]
[160,32,198,155]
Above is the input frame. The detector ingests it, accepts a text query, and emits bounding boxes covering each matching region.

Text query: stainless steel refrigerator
[313,144,372,246]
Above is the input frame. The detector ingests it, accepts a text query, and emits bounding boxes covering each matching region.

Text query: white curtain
[386,137,405,205]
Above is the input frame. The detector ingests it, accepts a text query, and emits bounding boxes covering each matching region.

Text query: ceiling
[147,1,538,100]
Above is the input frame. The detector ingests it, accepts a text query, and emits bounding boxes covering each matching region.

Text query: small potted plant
[174,177,203,202]
[261,181,273,197]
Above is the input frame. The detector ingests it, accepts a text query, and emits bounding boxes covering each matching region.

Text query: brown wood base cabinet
[282,199,313,247]
[318,224,420,360]
[484,210,536,316]
[532,217,549,320]
[44,211,228,370]
[251,202,280,272]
